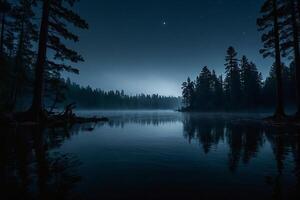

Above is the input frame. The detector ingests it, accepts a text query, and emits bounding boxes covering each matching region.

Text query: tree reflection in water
[1,112,300,200]
[0,125,82,200]
[182,114,300,199]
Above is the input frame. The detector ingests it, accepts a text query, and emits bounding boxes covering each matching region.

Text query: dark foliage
[181,46,296,112]
[64,79,181,110]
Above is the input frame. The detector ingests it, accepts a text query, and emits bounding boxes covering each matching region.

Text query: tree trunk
[293,0,300,117]
[0,13,5,56]
[29,0,50,121]
[10,23,25,111]
[273,0,285,118]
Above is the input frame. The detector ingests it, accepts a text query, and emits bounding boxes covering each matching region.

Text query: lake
[1,110,300,200]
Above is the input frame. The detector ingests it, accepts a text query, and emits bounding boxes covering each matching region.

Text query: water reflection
[182,113,300,199]
[1,111,300,199]
[0,126,82,200]
[183,115,267,172]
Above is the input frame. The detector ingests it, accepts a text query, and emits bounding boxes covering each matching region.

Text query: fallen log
[45,103,109,126]
[0,106,109,128]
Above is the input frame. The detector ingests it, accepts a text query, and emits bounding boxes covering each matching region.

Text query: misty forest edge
[1,0,300,124]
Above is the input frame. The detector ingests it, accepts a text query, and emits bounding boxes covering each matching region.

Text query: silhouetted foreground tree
[29,0,88,121]
[0,0,111,125]
[0,0,12,57]
[280,0,300,117]
[257,0,286,118]
[10,0,37,111]
[0,0,13,109]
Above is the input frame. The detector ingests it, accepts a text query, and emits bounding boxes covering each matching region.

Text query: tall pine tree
[0,0,13,110]
[281,0,300,116]
[240,56,262,108]
[29,0,88,120]
[224,46,242,110]
[211,70,224,110]
[0,0,11,57]
[195,66,213,110]
[182,77,194,109]
[257,0,286,118]
[9,0,37,110]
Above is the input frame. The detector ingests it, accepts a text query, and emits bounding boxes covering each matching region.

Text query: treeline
[183,0,300,118]
[181,46,296,111]
[64,79,181,109]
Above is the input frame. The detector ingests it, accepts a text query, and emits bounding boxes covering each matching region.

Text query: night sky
[68,0,271,96]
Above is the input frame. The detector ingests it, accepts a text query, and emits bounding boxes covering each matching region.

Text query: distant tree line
[64,79,181,109]
[181,46,296,111]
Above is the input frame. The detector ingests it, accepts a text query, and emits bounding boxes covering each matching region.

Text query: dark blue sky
[68,0,271,96]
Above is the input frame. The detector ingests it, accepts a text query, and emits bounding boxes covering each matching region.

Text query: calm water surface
[1,111,300,200]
